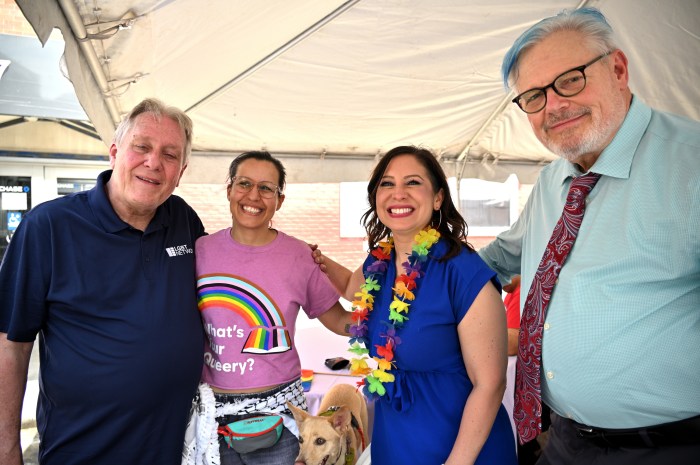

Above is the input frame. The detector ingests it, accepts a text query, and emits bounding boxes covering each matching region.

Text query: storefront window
[0,176,32,259]
[57,178,95,196]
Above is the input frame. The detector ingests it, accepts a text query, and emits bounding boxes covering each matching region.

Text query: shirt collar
[88,170,170,233]
[590,96,652,180]
[552,96,652,186]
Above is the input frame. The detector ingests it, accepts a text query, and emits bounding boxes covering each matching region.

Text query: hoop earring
[432,209,442,229]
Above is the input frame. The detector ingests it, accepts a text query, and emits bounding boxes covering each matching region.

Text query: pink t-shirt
[195,229,340,390]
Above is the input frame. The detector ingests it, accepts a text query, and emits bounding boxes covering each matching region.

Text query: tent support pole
[57,0,122,126]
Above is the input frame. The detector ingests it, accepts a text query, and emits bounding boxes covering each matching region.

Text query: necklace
[348,227,440,399]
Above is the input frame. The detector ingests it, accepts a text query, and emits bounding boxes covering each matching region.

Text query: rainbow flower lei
[348,227,440,400]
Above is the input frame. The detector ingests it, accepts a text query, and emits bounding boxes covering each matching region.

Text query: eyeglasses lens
[554,70,586,97]
[233,178,277,198]
[518,69,587,113]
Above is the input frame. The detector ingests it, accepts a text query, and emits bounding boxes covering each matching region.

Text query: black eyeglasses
[512,51,612,114]
[231,176,281,198]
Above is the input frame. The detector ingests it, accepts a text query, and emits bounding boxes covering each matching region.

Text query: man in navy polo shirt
[0,98,206,464]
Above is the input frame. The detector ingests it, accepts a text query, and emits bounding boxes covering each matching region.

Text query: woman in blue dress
[316,146,516,464]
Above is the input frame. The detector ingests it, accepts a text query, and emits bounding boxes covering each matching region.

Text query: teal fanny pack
[217,415,284,454]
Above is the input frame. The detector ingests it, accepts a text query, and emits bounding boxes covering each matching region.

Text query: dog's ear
[287,402,310,424]
[331,406,352,432]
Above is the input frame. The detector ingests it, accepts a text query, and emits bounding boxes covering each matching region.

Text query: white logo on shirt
[165,244,193,257]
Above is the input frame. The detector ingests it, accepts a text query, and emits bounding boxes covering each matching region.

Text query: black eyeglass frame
[230,176,282,198]
[511,50,613,114]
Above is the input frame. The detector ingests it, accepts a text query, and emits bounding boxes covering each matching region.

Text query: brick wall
[1,0,39,36]
[274,183,368,267]
[175,183,231,233]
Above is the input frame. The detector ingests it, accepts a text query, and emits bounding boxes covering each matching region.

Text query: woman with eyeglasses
[184,151,352,465]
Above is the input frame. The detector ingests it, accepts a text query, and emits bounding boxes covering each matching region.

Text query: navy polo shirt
[0,170,205,465]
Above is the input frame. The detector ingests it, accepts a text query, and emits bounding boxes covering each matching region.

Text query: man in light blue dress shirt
[479,7,700,464]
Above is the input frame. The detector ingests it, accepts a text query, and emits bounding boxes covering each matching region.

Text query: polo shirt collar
[88,170,171,233]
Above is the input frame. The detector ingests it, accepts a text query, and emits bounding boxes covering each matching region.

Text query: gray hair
[502,7,618,89]
[112,98,193,164]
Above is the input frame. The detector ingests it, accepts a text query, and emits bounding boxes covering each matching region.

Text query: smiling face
[107,112,187,229]
[515,30,631,169]
[227,158,284,241]
[375,154,443,243]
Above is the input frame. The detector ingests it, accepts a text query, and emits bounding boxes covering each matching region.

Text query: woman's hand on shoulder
[308,243,328,273]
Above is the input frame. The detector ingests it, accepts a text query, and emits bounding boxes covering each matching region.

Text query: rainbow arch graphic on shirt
[197,274,291,354]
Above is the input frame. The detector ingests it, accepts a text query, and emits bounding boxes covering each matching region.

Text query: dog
[288,383,368,465]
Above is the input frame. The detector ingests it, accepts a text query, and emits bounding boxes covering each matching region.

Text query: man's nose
[544,86,570,111]
[144,151,163,169]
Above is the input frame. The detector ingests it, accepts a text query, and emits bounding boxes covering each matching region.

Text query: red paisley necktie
[514,172,602,444]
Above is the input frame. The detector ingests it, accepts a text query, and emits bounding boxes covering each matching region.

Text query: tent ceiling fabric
[15,0,700,182]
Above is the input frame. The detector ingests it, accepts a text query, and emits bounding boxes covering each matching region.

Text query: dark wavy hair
[226,150,286,193]
[362,145,473,261]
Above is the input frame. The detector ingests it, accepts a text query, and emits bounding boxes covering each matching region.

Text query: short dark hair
[362,145,473,260]
[226,151,286,193]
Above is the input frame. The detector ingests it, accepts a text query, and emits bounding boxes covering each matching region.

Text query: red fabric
[504,284,521,329]
[514,172,601,445]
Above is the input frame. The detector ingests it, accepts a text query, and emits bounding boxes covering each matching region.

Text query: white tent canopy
[15,0,700,183]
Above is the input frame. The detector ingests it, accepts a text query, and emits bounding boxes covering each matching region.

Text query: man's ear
[611,49,629,91]
[109,143,118,168]
[176,164,188,187]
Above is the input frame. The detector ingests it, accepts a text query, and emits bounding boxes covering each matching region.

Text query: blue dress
[365,239,517,465]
